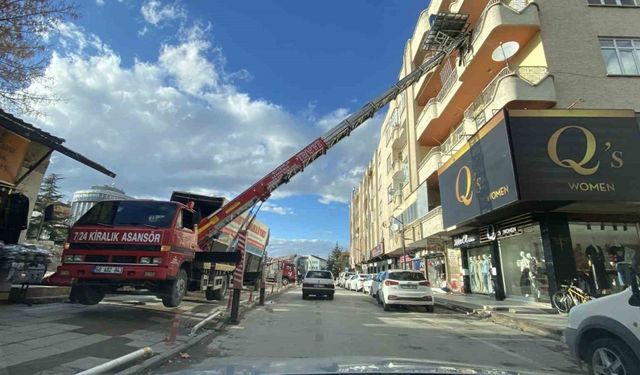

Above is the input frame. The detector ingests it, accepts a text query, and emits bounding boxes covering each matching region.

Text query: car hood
[164,356,546,375]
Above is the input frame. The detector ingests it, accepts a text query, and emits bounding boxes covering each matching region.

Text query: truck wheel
[207,278,227,301]
[162,269,188,307]
[72,285,105,305]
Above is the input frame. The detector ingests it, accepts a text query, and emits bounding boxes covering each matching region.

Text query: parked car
[352,274,369,292]
[363,275,374,294]
[345,274,359,291]
[302,270,335,300]
[370,271,384,298]
[565,264,640,374]
[377,270,433,312]
[338,272,354,288]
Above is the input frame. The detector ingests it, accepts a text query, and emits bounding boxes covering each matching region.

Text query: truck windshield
[75,201,178,228]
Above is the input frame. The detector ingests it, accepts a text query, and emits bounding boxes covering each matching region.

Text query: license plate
[93,266,123,274]
[315,284,325,288]
[400,284,417,289]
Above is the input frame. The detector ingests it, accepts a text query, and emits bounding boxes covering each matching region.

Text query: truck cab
[50,199,199,307]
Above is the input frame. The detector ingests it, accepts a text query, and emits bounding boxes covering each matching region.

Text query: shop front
[437,109,640,303]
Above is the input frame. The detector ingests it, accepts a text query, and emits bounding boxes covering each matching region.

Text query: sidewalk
[433,291,567,341]
[0,284,287,375]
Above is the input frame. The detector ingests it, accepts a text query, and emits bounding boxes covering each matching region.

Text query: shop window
[446,248,464,293]
[468,246,493,295]
[499,226,549,302]
[569,222,640,296]
[588,0,638,5]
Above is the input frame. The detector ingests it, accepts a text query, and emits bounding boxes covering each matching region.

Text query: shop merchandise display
[0,242,52,284]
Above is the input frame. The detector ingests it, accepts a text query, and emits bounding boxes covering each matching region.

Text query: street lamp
[384,215,407,270]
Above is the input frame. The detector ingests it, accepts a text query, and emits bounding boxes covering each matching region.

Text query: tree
[27,173,68,241]
[0,0,78,114]
[327,243,349,275]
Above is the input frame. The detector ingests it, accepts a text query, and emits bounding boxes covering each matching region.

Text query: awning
[0,109,115,178]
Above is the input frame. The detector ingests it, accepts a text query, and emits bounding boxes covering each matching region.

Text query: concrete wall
[537,0,640,110]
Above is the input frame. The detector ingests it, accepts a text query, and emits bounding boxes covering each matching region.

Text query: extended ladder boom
[197,34,467,250]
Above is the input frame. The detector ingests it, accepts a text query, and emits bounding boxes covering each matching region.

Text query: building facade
[349,0,640,303]
[70,185,131,223]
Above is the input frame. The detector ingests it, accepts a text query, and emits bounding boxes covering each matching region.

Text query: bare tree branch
[0,0,77,115]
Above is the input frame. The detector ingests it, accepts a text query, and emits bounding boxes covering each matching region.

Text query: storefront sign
[0,129,30,185]
[438,113,518,228]
[371,242,383,257]
[508,109,640,201]
[485,224,522,241]
[452,232,479,248]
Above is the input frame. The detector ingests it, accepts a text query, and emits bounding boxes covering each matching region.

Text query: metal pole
[76,347,152,375]
[229,288,241,324]
[401,220,406,270]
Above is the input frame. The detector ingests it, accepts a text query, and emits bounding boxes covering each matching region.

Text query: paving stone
[0,342,32,355]
[53,334,111,352]
[20,332,86,348]
[59,356,111,371]
[0,346,65,367]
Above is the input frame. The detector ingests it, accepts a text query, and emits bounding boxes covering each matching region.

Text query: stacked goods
[0,242,53,284]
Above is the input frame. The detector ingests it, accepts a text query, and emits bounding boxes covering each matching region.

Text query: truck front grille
[111,255,137,263]
[85,255,109,262]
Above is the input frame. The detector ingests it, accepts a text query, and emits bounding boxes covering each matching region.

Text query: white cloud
[138,27,148,37]
[261,202,294,216]
[96,0,105,6]
[23,20,379,209]
[141,0,186,26]
[267,238,336,258]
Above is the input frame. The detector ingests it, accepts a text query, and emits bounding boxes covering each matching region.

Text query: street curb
[433,299,476,314]
[488,312,564,342]
[117,285,292,374]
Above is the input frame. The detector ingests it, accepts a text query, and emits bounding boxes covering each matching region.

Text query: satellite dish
[491,41,520,62]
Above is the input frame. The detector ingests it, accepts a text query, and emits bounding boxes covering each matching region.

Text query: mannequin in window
[526,253,539,299]
[517,251,531,297]
[482,254,493,294]
[468,253,477,292]
[585,237,610,291]
[474,256,484,293]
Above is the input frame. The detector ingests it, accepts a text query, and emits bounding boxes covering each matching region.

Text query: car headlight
[63,255,74,263]
[152,257,162,265]
[140,257,151,264]
[73,255,84,262]
[64,255,84,262]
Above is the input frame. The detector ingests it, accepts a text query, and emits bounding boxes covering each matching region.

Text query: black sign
[452,232,479,248]
[508,110,640,201]
[439,113,519,228]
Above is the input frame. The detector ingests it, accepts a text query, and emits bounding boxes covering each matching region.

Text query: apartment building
[349,0,640,303]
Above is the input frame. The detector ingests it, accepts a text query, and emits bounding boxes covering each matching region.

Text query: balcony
[421,206,444,239]
[415,0,540,147]
[410,0,448,66]
[464,66,556,127]
[390,122,407,150]
[418,146,442,182]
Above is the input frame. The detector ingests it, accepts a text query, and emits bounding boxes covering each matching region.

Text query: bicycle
[551,279,593,313]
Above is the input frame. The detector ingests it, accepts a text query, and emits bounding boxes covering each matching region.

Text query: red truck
[265,258,296,286]
[49,192,269,307]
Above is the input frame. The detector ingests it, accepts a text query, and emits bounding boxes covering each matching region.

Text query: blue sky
[27,0,427,257]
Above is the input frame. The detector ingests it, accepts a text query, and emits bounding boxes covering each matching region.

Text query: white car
[338,272,354,288]
[565,264,639,373]
[345,274,359,290]
[352,274,369,291]
[370,271,384,298]
[302,270,335,300]
[362,275,374,294]
[377,270,434,312]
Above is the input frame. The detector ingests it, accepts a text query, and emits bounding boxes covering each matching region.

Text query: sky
[24,0,428,258]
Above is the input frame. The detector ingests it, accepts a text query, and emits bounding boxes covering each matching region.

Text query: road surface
[155,287,581,374]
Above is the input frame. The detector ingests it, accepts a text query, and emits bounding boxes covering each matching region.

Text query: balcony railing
[421,205,444,238]
[441,121,469,155]
[418,146,442,171]
[463,66,549,124]
[464,0,537,64]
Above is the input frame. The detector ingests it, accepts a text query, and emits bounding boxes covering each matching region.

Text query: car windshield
[306,271,332,279]
[75,201,178,228]
[387,272,426,281]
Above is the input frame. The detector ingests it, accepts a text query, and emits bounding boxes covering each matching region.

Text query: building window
[600,38,640,75]
[588,0,638,5]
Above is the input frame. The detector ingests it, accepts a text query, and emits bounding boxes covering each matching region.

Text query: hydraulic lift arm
[197,34,467,250]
